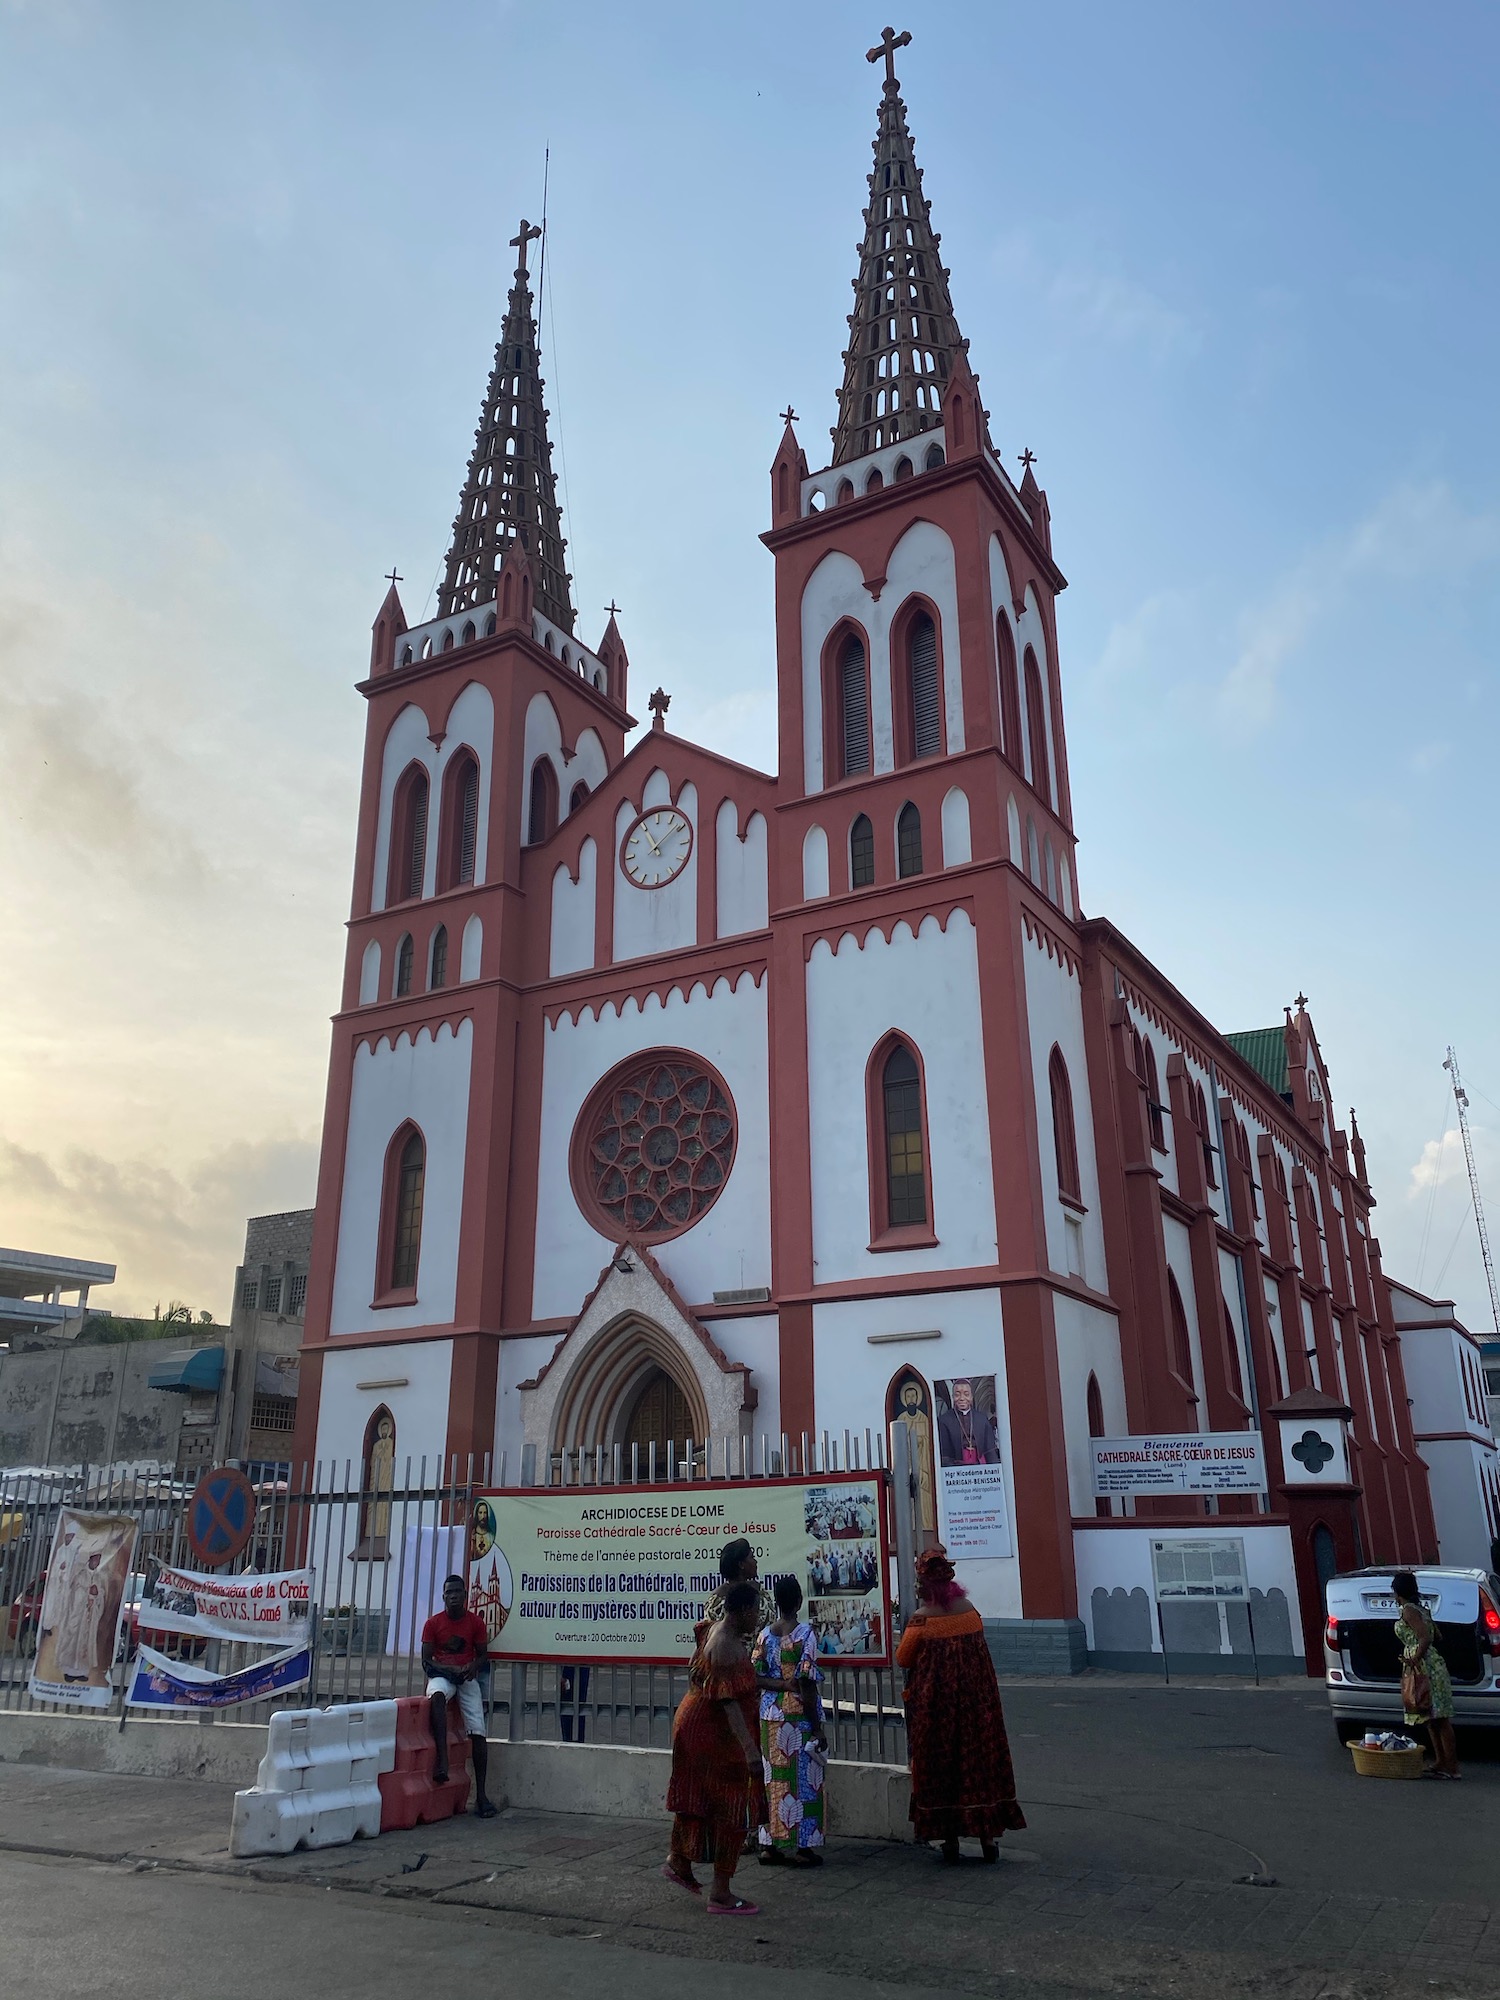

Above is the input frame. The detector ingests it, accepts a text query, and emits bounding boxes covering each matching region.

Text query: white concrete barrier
[233,1702,399,1857]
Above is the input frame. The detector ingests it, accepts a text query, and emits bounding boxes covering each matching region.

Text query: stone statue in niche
[886,1368,938,1545]
[357,1408,396,1558]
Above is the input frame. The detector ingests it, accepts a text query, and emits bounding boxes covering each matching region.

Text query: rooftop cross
[605,599,622,620]
[510,218,543,276]
[780,405,798,426]
[649,687,671,731]
[1018,449,1037,473]
[384,566,403,587]
[1295,991,1309,1011]
[867,24,911,89]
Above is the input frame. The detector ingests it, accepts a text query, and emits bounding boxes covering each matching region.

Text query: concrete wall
[0,1337,193,1469]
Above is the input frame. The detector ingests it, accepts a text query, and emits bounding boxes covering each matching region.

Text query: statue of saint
[364,1412,396,1552]
[891,1376,938,1539]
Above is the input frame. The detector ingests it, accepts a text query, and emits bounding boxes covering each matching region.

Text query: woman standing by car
[1392,1569,1460,1779]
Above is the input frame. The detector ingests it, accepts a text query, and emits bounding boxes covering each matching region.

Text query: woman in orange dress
[662,1580,768,1914]
[896,1545,1026,1863]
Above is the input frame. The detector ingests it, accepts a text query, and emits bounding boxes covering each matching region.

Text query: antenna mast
[1444,1045,1500,1336]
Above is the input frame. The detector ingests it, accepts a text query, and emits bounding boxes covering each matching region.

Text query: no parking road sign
[187,1466,256,1569]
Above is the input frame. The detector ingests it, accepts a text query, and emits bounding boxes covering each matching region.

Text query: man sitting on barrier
[421,1574,498,1817]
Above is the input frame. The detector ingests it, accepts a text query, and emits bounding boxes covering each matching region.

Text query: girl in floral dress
[754,1575,827,1867]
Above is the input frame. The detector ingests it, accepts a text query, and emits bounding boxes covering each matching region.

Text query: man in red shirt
[420,1574,497,1816]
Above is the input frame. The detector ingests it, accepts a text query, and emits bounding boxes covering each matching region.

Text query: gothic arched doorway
[622,1367,693,1462]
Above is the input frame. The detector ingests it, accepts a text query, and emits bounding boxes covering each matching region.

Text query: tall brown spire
[438,219,574,632]
[831,28,968,465]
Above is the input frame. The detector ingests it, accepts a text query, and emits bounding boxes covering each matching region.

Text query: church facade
[292,37,1476,1674]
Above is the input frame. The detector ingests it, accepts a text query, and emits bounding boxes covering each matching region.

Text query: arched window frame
[1142,1038,1167,1152]
[890,595,947,767]
[428,923,448,991]
[865,1033,938,1248]
[896,801,924,878]
[1166,1270,1198,1400]
[435,748,481,893]
[996,615,1023,770]
[821,620,873,785]
[849,811,876,890]
[1193,1080,1218,1189]
[393,932,414,998]
[375,1121,426,1305]
[386,761,430,907]
[1221,1296,1249,1412]
[569,780,591,815]
[1023,645,1053,807]
[1048,1046,1082,1206]
[1086,1371,1111,1517]
[526,756,559,845]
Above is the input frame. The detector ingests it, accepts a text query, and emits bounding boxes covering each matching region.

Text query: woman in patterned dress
[896,1545,1027,1862]
[662,1581,769,1913]
[1392,1569,1460,1779]
[754,1574,827,1868]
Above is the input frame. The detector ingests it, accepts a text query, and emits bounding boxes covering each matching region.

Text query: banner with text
[29,1508,139,1710]
[126,1641,312,1710]
[468,1476,891,1665]
[137,1557,314,1644]
[1092,1432,1267,1497]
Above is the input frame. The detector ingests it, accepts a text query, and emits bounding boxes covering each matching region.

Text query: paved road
[4,1677,1500,1998]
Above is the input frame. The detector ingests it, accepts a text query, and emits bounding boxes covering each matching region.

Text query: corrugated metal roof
[1225,1027,1289,1096]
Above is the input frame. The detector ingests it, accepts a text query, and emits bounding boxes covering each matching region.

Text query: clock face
[621,806,693,889]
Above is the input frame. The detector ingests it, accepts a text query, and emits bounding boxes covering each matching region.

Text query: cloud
[1045,268,1200,362]
[1408,1127,1468,1198]
[0,1131,319,1318]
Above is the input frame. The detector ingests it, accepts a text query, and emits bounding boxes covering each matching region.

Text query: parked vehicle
[1324,1566,1500,1737]
[7,1574,47,1655]
[7,1571,206,1663]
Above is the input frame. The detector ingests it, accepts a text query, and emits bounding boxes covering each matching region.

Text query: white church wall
[521,691,568,846]
[460,913,483,982]
[330,1021,473,1336]
[532,973,771,1318]
[806,911,997,1283]
[1052,1292,1128,1515]
[940,786,971,867]
[568,727,609,799]
[811,1287,1020,1620]
[802,824,829,899]
[715,801,769,937]
[495,1334,564,1480]
[550,837,597,976]
[1161,1213,1206,1425]
[613,777,699,962]
[1022,934,1107,1293]
[1006,794,1022,867]
[710,1313,781,1446]
[315,1340,455,1481]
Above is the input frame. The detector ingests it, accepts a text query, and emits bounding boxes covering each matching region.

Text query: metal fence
[0,1436,912,1765]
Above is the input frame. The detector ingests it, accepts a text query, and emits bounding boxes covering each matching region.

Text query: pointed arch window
[1193,1081,1217,1188]
[394,933,414,998]
[1143,1039,1166,1152]
[527,757,558,845]
[878,1040,929,1231]
[834,631,871,778]
[437,751,480,892]
[850,812,875,889]
[897,802,923,878]
[997,617,1022,767]
[569,781,590,814]
[377,1124,425,1304]
[1222,1297,1247,1408]
[1023,647,1053,806]
[1167,1271,1196,1395]
[1048,1047,1081,1203]
[906,610,942,760]
[429,924,448,991]
[1086,1372,1111,1517]
[387,765,429,906]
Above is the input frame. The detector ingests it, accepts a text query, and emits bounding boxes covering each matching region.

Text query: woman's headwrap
[915,1545,958,1601]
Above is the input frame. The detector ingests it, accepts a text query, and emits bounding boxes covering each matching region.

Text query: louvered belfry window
[850,813,876,888]
[406,775,428,899]
[838,633,870,777]
[909,613,940,758]
[458,763,479,885]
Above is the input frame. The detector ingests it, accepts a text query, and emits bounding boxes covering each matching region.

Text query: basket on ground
[1348,1742,1425,1780]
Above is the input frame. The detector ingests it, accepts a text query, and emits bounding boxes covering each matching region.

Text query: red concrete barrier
[377,1695,471,1831]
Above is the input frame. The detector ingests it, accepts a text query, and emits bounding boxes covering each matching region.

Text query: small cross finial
[509,218,543,275]
[383,565,403,587]
[867,25,912,88]
[648,687,670,731]
[1295,991,1309,1011]
[1018,448,1036,473]
[780,405,798,426]
[605,598,621,621]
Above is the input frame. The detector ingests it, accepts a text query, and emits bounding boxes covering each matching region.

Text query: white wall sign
[938,1463,1013,1559]
[1150,1537,1249,1603]
[1092,1432,1266,1497]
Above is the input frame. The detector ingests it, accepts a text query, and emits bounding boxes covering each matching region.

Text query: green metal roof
[1224,1027,1289,1097]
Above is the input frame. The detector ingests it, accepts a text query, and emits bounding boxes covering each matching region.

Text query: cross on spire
[1295,991,1309,1011]
[1018,448,1036,473]
[648,687,671,731]
[780,406,798,426]
[510,218,542,275]
[605,599,621,620]
[867,24,911,89]
[384,565,403,587]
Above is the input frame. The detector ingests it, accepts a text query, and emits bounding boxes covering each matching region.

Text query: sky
[1,0,1496,1327]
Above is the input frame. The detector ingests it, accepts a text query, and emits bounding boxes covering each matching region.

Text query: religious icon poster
[30,1507,139,1708]
[932,1376,1012,1559]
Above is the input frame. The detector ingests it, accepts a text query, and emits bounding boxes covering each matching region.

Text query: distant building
[223,1210,311,1472]
[0,1247,115,1350]
[1389,1282,1500,1570]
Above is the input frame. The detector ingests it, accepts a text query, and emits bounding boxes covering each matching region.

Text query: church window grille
[289,1273,307,1314]
[527,757,558,844]
[573,1053,738,1242]
[240,1281,258,1311]
[1049,1048,1081,1203]
[907,612,941,759]
[458,760,479,884]
[837,633,871,777]
[430,924,448,990]
[388,1130,425,1292]
[388,766,429,906]
[1024,647,1053,805]
[881,1043,928,1227]
[264,1277,282,1313]
[897,802,923,877]
[395,933,414,998]
[850,813,875,888]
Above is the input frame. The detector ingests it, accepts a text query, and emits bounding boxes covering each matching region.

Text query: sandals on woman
[707,1895,760,1915]
[660,1862,701,1895]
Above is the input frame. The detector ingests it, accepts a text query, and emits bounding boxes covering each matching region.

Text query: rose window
[573,1053,737,1240]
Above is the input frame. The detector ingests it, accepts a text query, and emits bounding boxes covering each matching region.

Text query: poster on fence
[469,1475,891,1665]
[29,1507,139,1709]
[933,1377,1013,1559]
[127,1640,312,1710]
[137,1557,314,1643]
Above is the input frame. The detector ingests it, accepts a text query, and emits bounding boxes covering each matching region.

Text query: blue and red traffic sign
[187,1466,256,1568]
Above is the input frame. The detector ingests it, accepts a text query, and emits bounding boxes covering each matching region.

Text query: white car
[1324,1566,1500,1737]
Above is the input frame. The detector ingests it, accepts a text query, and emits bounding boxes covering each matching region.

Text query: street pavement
[4,1676,1500,1999]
